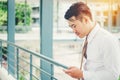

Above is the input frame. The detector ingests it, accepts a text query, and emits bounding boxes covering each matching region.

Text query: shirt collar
[87,23,100,43]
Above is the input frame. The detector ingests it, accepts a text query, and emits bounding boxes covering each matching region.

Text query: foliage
[0,46,7,55]
[19,74,26,80]
[15,3,31,26]
[0,1,32,33]
[2,47,7,54]
[0,1,7,26]
[19,69,28,80]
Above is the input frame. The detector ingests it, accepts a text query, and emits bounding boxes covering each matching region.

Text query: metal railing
[0,39,68,80]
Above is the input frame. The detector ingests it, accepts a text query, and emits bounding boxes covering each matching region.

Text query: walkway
[0,66,15,80]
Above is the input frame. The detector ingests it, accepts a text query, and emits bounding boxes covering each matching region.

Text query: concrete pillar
[40,0,53,80]
[7,0,15,76]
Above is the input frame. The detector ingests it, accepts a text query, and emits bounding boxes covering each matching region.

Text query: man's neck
[87,21,96,36]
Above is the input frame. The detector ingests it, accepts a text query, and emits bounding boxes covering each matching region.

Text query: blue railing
[0,39,68,80]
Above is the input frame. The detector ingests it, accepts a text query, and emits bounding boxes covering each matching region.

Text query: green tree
[0,1,7,26]
[0,1,31,33]
[15,3,31,26]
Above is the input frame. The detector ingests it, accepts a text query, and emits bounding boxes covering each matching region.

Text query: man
[64,2,120,80]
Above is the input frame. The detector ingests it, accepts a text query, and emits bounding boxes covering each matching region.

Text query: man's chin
[77,35,85,38]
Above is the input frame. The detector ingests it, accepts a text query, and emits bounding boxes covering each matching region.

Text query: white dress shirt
[82,23,120,80]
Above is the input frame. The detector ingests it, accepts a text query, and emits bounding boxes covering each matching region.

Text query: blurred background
[0,0,120,80]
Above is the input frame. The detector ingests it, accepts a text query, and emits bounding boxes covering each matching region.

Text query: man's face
[68,16,88,38]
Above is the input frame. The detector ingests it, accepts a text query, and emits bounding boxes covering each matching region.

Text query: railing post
[30,54,32,80]
[0,41,2,67]
[16,48,19,80]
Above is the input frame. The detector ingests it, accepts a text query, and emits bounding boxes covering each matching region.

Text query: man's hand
[64,66,83,79]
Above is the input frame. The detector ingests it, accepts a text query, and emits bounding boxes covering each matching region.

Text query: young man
[64,2,120,80]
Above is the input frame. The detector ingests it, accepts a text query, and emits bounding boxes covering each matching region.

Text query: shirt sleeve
[103,37,120,78]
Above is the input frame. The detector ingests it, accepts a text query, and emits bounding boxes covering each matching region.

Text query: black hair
[64,2,92,21]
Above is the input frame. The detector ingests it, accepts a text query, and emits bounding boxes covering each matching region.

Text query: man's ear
[82,16,89,24]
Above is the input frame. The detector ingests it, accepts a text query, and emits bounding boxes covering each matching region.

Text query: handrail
[0,39,68,69]
[0,39,68,80]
